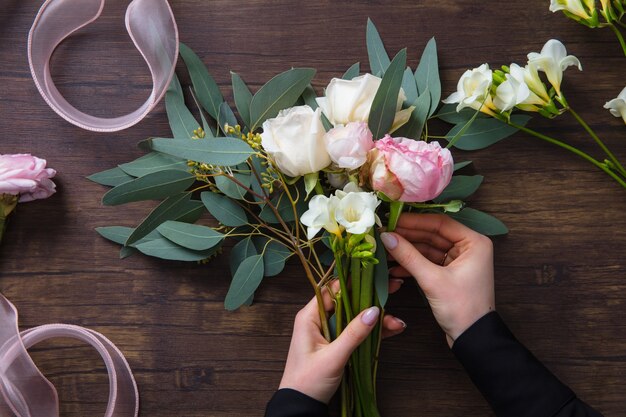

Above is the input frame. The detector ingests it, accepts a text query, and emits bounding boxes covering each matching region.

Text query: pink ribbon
[0,294,138,417]
[28,0,179,132]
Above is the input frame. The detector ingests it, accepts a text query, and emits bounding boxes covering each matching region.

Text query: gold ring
[440,252,448,266]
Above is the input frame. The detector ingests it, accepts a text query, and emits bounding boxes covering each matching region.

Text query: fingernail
[361,307,380,326]
[380,232,398,250]
[394,317,407,329]
[390,278,404,286]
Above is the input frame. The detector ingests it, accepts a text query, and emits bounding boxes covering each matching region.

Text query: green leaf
[366,18,390,77]
[230,237,257,276]
[448,115,531,151]
[454,161,473,171]
[394,91,430,140]
[175,199,205,224]
[166,75,201,139]
[135,237,218,261]
[126,192,194,246]
[342,62,360,80]
[148,138,254,167]
[249,68,316,131]
[434,175,484,203]
[201,191,248,226]
[215,172,251,200]
[301,85,319,110]
[120,246,136,259]
[435,104,486,124]
[102,170,195,206]
[157,221,225,251]
[118,152,188,177]
[88,167,134,187]
[224,254,265,311]
[249,155,268,203]
[304,172,318,199]
[179,43,224,120]
[401,67,418,105]
[414,37,441,117]
[253,237,292,277]
[231,71,253,128]
[448,208,508,236]
[96,226,134,245]
[374,230,390,307]
[218,101,238,135]
[368,49,407,140]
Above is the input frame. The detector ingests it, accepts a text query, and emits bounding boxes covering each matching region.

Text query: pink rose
[0,154,56,202]
[324,122,374,170]
[367,136,453,202]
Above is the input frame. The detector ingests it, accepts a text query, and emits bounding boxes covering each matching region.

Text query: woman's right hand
[380,213,495,347]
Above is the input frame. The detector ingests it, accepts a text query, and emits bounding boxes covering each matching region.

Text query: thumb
[380,232,439,289]
[328,307,379,364]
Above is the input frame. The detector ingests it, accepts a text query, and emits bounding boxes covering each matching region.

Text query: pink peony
[324,122,374,170]
[367,136,453,202]
[0,154,56,202]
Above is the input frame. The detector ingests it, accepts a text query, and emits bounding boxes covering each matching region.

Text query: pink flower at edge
[0,154,57,202]
[367,136,453,202]
[324,122,374,170]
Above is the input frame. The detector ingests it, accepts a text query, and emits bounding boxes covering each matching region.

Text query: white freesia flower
[604,86,626,124]
[316,74,411,133]
[261,105,331,177]
[443,64,496,115]
[300,194,341,240]
[527,39,582,96]
[549,0,593,19]
[494,71,531,112]
[511,63,551,105]
[335,190,381,235]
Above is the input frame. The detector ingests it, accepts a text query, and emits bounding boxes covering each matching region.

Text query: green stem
[357,262,378,416]
[315,180,324,195]
[0,215,5,246]
[337,293,350,417]
[387,201,404,232]
[567,106,626,178]
[335,255,353,322]
[351,258,362,315]
[609,23,626,56]
[508,121,626,189]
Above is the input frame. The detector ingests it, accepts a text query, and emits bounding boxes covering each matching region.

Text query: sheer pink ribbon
[0,294,138,417]
[28,0,179,132]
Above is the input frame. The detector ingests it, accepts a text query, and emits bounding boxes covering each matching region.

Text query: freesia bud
[604,86,626,124]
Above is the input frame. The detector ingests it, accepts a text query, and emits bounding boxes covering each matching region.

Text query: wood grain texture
[1,0,625,416]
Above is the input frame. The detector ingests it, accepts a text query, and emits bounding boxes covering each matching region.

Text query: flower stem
[508,121,626,189]
[609,23,626,56]
[567,107,626,178]
[351,258,362,315]
[387,201,404,232]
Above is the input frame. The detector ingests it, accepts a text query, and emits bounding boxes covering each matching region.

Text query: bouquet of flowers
[90,20,507,416]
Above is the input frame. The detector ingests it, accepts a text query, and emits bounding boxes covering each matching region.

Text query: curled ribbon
[28,0,179,132]
[0,294,138,417]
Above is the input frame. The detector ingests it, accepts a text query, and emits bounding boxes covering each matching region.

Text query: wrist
[447,306,496,346]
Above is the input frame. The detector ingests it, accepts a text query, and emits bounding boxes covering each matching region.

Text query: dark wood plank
[1,1,625,416]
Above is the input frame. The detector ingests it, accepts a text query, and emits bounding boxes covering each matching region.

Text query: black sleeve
[264,388,330,417]
[452,312,603,417]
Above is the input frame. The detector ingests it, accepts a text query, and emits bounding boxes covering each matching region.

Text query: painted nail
[394,317,407,329]
[361,307,380,326]
[380,232,398,249]
[390,278,404,286]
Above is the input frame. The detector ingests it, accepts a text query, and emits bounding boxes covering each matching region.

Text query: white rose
[324,122,374,170]
[527,39,581,97]
[316,74,409,131]
[604,86,626,124]
[261,106,331,177]
[443,64,496,115]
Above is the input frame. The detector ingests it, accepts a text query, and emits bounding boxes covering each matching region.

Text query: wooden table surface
[1,1,625,416]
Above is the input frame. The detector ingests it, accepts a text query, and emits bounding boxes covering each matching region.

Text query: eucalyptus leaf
[454,161,473,171]
[201,191,248,227]
[230,237,257,276]
[126,192,193,246]
[175,199,205,224]
[447,115,531,150]
[249,155,268,203]
[179,42,224,120]
[215,172,252,200]
[166,75,201,139]
[218,101,238,135]
[414,37,441,117]
[135,237,219,261]
[342,62,360,80]
[435,104,486,124]
[434,175,484,203]
[366,18,390,77]
[448,208,508,236]
[118,152,188,177]
[301,85,319,110]
[368,49,407,140]
[157,221,225,251]
[96,226,134,245]
[120,246,136,259]
[249,68,316,131]
[88,167,134,187]
[374,230,389,307]
[253,237,292,277]
[231,71,253,128]
[401,67,418,105]
[102,170,195,206]
[394,91,430,140]
[149,138,254,167]
[224,254,265,311]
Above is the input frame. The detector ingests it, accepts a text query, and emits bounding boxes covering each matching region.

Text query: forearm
[452,312,603,417]
[264,388,330,417]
